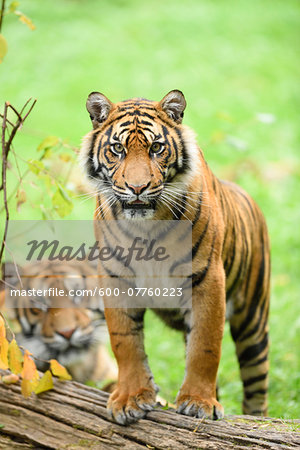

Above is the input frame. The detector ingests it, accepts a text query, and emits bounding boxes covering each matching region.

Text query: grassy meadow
[1,0,299,418]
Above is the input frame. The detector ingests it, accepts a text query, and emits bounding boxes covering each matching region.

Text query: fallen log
[0,371,299,449]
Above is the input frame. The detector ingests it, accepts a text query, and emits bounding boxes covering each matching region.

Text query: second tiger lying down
[1,261,117,385]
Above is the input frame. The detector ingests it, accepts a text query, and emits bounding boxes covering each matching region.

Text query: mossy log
[0,370,299,449]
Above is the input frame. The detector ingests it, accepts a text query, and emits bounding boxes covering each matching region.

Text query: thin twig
[0,114,14,128]
[7,103,22,122]
[0,0,5,33]
[0,102,9,265]
[22,98,36,122]
[19,97,32,116]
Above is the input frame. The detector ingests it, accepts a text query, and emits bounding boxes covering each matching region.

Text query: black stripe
[140,120,154,127]
[119,120,133,127]
[137,125,153,135]
[246,354,268,368]
[174,128,190,174]
[125,310,145,322]
[192,217,209,259]
[224,226,236,276]
[171,136,179,169]
[238,332,269,367]
[243,373,267,388]
[238,302,268,342]
[245,389,267,400]
[87,131,101,178]
[118,128,130,137]
[234,238,266,340]
[192,232,216,287]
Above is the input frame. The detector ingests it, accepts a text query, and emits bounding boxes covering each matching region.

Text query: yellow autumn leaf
[50,359,72,380]
[59,153,72,162]
[21,350,39,381]
[15,11,36,30]
[2,373,19,384]
[0,34,8,63]
[8,339,23,374]
[21,378,38,398]
[34,370,53,394]
[0,317,9,368]
[0,315,6,340]
[0,337,9,369]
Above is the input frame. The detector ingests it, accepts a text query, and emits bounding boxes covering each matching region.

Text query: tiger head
[80,90,200,219]
[1,261,116,383]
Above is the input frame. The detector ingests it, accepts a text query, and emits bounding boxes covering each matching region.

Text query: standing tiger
[80,89,270,424]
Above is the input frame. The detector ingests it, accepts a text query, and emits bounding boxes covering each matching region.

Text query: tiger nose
[57,328,76,340]
[126,182,150,195]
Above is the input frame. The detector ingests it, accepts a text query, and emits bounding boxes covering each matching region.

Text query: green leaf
[37,136,59,152]
[27,159,44,175]
[52,188,73,218]
[9,1,20,13]
[57,183,72,203]
[161,402,170,410]
[42,148,53,159]
[0,34,8,64]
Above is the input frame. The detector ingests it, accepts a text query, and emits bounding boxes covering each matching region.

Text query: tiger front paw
[107,385,157,425]
[176,393,224,420]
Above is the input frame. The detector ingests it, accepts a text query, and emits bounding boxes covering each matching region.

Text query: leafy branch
[0,1,35,63]
[0,312,71,397]
[0,99,36,266]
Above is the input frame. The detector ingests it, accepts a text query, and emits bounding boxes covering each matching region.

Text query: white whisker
[160,193,192,224]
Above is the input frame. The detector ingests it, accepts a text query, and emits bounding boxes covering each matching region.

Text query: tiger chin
[80,90,270,425]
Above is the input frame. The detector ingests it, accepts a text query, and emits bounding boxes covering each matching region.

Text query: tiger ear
[86,92,113,129]
[159,90,186,124]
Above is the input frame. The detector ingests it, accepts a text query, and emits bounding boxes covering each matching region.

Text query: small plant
[0,313,72,397]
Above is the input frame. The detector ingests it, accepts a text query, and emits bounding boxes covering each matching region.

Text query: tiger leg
[230,311,269,415]
[184,329,220,401]
[229,260,270,415]
[176,262,226,419]
[104,307,157,425]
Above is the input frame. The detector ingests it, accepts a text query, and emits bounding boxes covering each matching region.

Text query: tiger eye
[150,142,162,153]
[113,143,124,153]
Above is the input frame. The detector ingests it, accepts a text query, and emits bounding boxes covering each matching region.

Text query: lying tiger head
[1,261,116,383]
[80,90,199,219]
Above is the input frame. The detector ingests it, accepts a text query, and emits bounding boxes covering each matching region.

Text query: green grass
[1,0,300,418]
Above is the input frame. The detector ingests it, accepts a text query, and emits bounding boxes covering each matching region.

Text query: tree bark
[0,370,299,449]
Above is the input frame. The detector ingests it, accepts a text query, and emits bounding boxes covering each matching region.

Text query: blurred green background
[1,0,299,418]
